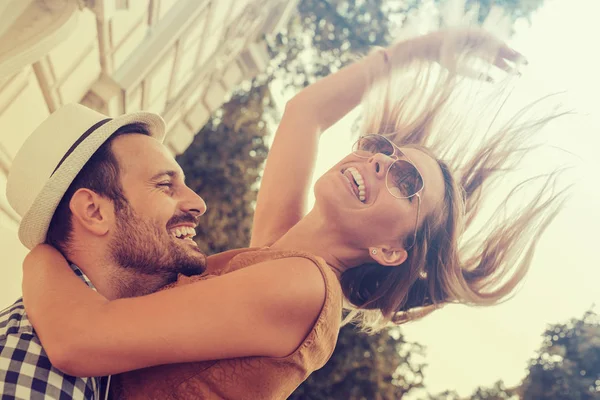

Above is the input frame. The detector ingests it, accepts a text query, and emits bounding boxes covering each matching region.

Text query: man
[0,104,208,399]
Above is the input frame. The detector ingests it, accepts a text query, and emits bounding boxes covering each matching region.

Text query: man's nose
[181,186,207,217]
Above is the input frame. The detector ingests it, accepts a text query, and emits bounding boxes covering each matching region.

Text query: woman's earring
[371,249,378,255]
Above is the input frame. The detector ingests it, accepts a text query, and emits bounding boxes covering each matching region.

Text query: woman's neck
[269,210,370,278]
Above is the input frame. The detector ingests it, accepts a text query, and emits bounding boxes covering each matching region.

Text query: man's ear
[69,189,114,237]
[368,246,408,266]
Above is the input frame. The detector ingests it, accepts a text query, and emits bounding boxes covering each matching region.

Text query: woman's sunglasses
[351,134,425,248]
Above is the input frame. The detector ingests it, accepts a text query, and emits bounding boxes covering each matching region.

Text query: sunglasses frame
[351,134,425,249]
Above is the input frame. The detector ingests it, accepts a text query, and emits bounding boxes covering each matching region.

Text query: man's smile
[169,225,196,240]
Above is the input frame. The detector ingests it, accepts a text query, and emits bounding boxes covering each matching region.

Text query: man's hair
[46,123,151,253]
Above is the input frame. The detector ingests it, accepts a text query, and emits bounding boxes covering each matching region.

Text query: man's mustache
[167,213,199,228]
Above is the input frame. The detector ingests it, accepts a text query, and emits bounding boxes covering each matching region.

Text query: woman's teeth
[169,226,196,239]
[346,167,366,202]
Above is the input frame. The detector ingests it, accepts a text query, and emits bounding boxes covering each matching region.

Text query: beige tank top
[110,247,344,400]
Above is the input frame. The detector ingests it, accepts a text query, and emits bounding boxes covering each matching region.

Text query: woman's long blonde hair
[341,35,570,332]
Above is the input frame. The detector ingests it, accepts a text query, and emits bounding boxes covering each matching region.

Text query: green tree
[176,84,271,254]
[430,310,600,400]
[469,381,519,400]
[270,0,402,89]
[428,381,519,400]
[289,324,427,400]
[466,0,545,23]
[520,309,600,400]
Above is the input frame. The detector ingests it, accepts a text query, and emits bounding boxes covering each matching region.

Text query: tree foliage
[429,381,519,400]
[430,310,600,400]
[466,0,545,23]
[520,309,600,400]
[268,0,401,90]
[176,84,271,254]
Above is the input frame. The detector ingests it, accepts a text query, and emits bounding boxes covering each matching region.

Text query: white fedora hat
[6,103,166,249]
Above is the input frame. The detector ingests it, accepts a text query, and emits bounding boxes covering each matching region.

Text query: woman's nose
[368,153,396,177]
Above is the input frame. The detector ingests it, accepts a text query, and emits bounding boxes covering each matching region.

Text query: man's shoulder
[0,297,45,378]
[0,298,106,399]
[0,297,33,341]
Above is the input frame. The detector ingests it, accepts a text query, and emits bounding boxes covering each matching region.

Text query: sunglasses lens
[352,135,424,198]
[352,135,395,157]
[388,160,424,198]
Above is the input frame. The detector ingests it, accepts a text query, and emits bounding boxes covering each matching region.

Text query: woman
[22,28,565,399]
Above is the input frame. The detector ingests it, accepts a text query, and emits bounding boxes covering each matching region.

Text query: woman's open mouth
[341,167,367,203]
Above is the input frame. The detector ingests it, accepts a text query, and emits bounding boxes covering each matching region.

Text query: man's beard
[108,205,207,286]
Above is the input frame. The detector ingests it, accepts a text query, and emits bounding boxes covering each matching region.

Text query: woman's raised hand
[389,28,526,80]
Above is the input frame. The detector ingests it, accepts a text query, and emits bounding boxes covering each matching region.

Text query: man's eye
[157,182,172,188]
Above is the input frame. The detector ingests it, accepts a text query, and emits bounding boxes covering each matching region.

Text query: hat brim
[18,112,166,249]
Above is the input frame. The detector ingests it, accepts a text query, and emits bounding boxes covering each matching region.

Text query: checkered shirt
[0,265,109,399]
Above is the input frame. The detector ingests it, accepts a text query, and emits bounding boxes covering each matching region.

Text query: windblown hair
[341,35,570,331]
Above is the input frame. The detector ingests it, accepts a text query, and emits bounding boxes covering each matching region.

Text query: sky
[285,0,600,396]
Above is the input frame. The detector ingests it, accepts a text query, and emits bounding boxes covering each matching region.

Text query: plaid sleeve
[1,265,109,400]
[70,264,95,289]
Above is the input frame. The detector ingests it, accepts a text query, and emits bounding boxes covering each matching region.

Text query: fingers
[499,44,528,65]
[464,30,528,70]
[435,28,528,80]
[491,45,527,77]
[493,56,511,72]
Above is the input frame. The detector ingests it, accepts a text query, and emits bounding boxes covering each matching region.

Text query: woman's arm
[22,245,326,377]
[250,37,429,247]
[250,29,522,247]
